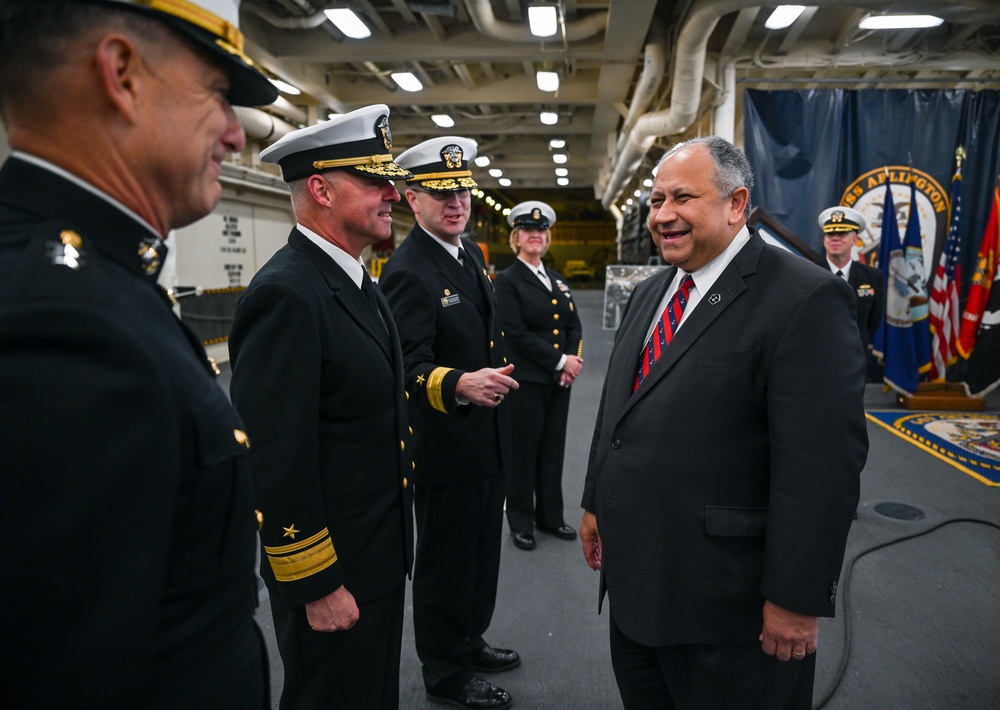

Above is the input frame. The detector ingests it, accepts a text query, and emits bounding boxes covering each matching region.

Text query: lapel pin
[709,293,722,305]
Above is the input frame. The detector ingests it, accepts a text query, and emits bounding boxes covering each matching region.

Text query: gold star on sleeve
[416,374,426,386]
[282,524,299,539]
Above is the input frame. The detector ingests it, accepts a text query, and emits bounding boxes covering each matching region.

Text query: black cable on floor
[813,517,1000,709]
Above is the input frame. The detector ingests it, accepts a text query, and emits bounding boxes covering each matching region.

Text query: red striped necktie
[634,274,694,391]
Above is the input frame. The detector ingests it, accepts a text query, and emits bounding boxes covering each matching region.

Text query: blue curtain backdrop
[743,89,1000,288]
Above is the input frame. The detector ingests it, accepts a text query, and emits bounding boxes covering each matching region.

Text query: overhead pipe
[234,105,299,142]
[462,0,607,43]
[599,0,972,209]
[243,2,328,29]
[614,19,666,158]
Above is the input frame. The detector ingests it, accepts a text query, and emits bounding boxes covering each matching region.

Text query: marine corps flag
[956,177,1000,358]
[872,175,919,395]
[963,178,1000,397]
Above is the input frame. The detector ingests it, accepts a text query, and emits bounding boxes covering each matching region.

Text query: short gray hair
[657,136,754,218]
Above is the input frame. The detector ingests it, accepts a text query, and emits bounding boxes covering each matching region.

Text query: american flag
[928,161,963,381]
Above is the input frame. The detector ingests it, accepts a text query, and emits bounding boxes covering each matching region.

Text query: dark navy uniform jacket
[229,229,414,607]
[379,226,512,486]
[0,157,267,709]
[493,258,583,385]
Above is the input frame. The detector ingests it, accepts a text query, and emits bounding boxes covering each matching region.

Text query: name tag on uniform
[441,294,462,307]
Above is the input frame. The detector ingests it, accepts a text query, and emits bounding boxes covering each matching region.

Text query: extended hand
[759,600,818,661]
[456,363,519,407]
[305,585,359,632]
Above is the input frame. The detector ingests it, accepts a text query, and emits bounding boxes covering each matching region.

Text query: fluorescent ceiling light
[325,9,371,39]
[431,114,455,128]
[474,156,491,167]
[633,189,642,197]
[498,178,512,187]
[489,168,503,177]
[390,72,423,92]
[536,71,559,92]
[552,153,568,164]
[557,177,569,186]
[528,5,558,38]
[626,198,634,206]
[270,78,301,95]
[503,208,511,217]
[555,168,568,177]
[549,138,566,149]
[643,178,653,187]
[540,111,558,125]
[859,14,944,30]
[765,6,805,31]
[495,203,502,211]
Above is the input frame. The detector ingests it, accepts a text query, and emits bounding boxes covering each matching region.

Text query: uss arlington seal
[839,166,951,284]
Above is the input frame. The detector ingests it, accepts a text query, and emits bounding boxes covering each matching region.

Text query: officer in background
[379,137,519,710]
[229,105,415,709]
[494,201,583,552]
[0,1,277,707]
[817,206,886,380]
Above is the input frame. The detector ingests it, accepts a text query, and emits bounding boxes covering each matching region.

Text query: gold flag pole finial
[955,145,966,168]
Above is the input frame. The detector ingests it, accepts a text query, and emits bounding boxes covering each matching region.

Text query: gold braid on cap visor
[135,0,249,60]
[313,154,412,178]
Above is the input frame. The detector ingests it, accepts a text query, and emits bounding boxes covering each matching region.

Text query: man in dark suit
[379,137,519,710]
[580,136,868,710]
[229,105,415,709]
[0,2,277,707]
[817,205,886,381]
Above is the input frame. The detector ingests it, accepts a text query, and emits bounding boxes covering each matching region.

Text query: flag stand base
[895,382,985,411]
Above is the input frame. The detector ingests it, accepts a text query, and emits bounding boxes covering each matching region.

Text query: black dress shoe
[426,677,512,709]
[511,531,535,550]
[538,524,577,540]
[471,644,521,673]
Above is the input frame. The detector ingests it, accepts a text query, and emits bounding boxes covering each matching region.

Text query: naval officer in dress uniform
[817,206,886,380]
[0,1,277,707]
[229,106,415,710]
[379,137,519,710]
[493,201,583,551]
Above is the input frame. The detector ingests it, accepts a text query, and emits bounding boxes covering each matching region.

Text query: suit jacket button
[611,438,622,449]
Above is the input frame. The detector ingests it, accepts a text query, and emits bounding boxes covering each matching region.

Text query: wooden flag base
[895,382,985,411]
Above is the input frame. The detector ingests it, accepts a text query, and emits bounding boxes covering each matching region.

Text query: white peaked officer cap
[508,201,557,229]
[818,205,867,234]
[395,136,479,191]
[95,0,277,106]
[260,105,413,183]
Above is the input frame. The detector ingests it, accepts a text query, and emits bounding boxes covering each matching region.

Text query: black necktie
[361,269,380,314]
[836,270,845,280]
[458,248,478,280]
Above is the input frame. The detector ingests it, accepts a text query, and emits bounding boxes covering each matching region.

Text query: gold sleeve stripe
[577,341,584,357]
[427,366,454,413]
[267,537,338,582]
[264,527,330,555]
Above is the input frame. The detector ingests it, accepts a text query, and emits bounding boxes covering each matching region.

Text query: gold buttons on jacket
[554,344,560,349]
[405,391,410,400]
[255,510,264,530]
[412,461,416,470]
[553,314,560,320]
[400,440,405,451]
[551,298,558,305]
[403,478,408,488]
[553,329,559,335]
[490,341,494,348]
[409,426,413,435]
[234,429,250,448]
